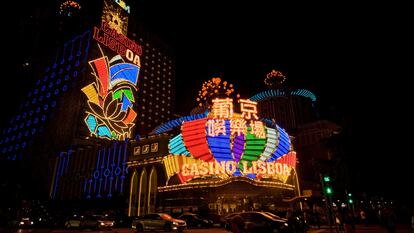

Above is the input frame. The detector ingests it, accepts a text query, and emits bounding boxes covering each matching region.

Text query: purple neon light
[232,133,245,163]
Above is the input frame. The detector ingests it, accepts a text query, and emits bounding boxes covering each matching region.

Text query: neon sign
[82,44,140,140]
[102,0,129,35]
[93,21,142,61]
[114,0,130,13]
[181,161,291,176]
[166,98,294,183]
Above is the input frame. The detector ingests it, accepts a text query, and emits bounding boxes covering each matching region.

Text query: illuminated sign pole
[81,21,143,140]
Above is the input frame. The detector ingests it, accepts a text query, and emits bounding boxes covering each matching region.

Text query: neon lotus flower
[82,52,139,140]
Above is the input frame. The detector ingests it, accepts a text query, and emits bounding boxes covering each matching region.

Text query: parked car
[64,215,81,229]
[131,213,186,232]
[177,213,213,228]
[207,213,226,227]
[223,213,241,231]
[18,217,34,228]
[112,214,134,228]
[225,211,291,233]
[79,215,114,230]
[241,211,290,233]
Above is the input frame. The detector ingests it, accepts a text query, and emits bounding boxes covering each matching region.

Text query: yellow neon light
[206,119,226,136]
[240,99,259,120]
[147,167,156,212]
[163,155,229,183]
[250,120,266,138]
[180,161,291,177]
[230,118,247,136]
[128,170,137,216]
[81,83,100,105]
[211,98,233,118]
[137,169,147,216]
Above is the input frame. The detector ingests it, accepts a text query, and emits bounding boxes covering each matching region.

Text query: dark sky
[130,2,411,200]
[3,2,411,202]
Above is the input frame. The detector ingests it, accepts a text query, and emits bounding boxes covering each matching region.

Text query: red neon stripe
[123,108,137,124]
[182,118,214,162]
[92,57,109,98]
[276,151,296,168]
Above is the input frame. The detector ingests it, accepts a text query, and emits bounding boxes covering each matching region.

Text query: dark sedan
[177,213,213,228]
[131,213,186,232]
[226,211,291,233]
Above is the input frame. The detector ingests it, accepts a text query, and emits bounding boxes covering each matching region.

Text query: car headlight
[173,222,178,225]
[30,221,34,225]
[19,221,24,225]
[284,222,289,227]
[100,222,105,226]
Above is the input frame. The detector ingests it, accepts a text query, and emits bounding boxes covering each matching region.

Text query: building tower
[251,70,317,132]
[250,70,342,200]
[0,0,175,201]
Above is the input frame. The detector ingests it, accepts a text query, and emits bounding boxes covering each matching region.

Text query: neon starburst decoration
[197,77,240,107]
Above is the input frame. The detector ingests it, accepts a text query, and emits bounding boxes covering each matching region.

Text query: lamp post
[292,167,303,211]
[320,174,334,233]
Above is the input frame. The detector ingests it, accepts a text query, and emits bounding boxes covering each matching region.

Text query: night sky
[131,2,411,202]
[2,2,411,203]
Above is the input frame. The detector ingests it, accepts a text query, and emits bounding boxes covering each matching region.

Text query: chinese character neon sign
[211,98,233,118]
[167,98,294,184]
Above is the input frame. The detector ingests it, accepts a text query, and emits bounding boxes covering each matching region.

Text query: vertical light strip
[258,127,278,161]
[128,170,137,216]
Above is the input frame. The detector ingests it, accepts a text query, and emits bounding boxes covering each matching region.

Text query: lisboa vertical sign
[81,12,142,140]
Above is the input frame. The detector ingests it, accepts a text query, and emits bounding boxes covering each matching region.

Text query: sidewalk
[308,224,414,233]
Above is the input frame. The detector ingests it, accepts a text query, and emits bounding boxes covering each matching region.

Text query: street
[308,224,414,233]
[0,227,229,233]
[2,225,414,233]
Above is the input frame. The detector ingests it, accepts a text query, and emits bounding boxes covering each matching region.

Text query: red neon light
[177,172,192,184]
[123,108,137,124]
[91,57,109,99]
[277,151,296,168]
[182,118,214,162]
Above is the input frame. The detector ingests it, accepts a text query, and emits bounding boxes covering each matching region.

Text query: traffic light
[326,187,333,195]
[347,193,353,204]
[322,175,333,196]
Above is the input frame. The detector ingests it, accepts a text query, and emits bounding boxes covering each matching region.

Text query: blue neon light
[153,111,209,134]
[169,134,190,156]
[206,120,233,162]
[250,89,316,102]
[268,125,290,162]
[110,63,140,86]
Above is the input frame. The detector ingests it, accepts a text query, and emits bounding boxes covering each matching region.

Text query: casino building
[126,79,300,216]
[0,0,175,201]
[0,1,327,218]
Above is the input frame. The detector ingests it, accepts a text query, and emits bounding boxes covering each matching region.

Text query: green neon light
[239,126,267,171]
[113,88,134,102]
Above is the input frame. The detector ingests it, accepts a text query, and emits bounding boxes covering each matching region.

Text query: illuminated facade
[133,34,175,135]
[0,0,175,201]
[128,98,299,216]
